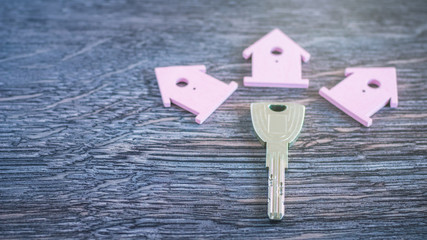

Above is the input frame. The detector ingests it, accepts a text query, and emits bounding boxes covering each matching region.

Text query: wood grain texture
[0,0,426,239]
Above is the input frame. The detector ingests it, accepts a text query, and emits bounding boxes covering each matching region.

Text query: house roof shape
[243,28,310,62]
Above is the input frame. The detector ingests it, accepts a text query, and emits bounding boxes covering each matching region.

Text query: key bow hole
[269,104,287,112]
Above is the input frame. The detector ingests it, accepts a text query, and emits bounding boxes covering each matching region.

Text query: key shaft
[266,143,288,220]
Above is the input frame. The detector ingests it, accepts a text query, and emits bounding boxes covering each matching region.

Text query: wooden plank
[0,0,426,238]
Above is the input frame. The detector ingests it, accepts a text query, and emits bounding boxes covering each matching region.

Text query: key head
[251,102,305,147]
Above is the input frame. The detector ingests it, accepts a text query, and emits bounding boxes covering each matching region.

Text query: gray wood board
[0,0,426,239]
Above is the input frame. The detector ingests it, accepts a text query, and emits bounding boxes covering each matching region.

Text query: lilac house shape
[155,65,238,124]
[319,67,398,127]
[243,29,311,88]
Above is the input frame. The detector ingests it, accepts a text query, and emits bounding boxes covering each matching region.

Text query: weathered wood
[0,0,426,238]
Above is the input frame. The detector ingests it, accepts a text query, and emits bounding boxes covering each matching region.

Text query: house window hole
[176,78,188,87]
[271,47,283,55]
[368,79,380,89]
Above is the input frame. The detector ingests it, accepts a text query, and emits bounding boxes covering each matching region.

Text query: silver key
[251,102,305,220]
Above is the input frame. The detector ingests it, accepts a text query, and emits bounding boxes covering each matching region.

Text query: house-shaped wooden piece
[319,67,398,127]
[243,29,310,88]
[155,65,238,124]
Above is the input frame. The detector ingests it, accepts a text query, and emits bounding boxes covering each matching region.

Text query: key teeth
[266,151,286,221]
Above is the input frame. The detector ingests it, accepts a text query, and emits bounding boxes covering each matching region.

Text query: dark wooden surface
[1,0,426,239]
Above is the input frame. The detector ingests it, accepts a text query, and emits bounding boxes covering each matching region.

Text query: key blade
[266,143,288,220]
